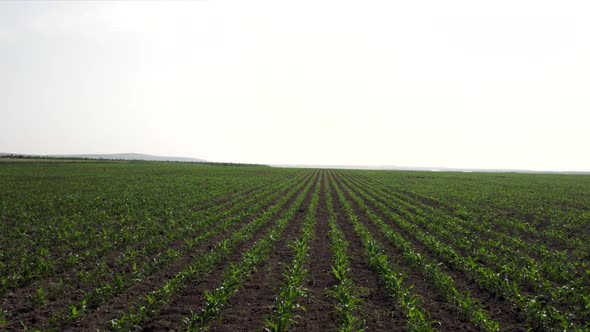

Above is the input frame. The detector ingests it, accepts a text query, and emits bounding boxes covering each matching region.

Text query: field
[0,161,589,331]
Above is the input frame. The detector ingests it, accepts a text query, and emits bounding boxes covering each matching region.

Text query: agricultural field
[0,161,589,331]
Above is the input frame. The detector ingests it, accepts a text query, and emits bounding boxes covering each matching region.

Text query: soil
[206,181,315,332]
[2,170,550,331]
[328,176,407,331]
[291,178,339,332]
[140,173,321,332]
[66,174,311,332]
[333,174,527,331]
[3,175,305,331]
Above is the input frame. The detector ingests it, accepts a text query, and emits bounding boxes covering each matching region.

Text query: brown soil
[65,174,314,332]
[332,178,475,331]
[291,177,339,332]
[141,173,320,332]
[206,184,314,331]
[1,178,294,327]
[3,170,556,331]
[335,175,526,331]
[328,178,406,331]
[3,176,302,331]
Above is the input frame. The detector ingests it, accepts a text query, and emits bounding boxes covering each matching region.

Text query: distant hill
[0,152,205,163]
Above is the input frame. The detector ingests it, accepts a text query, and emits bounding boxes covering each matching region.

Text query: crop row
[337,176,500,331]
[329,173,435,331]
[324,174,364,331]
[109,171,318,331]
[46,170,311,329]
[1,163,588,331]
[349,172,587,290]
[1,164,312,330]
[344,172,590,328]
[182,173,318,331]
[338,172,585,330]
[1,165,303,294]
[349,171,589,260]
[264,173,321,331]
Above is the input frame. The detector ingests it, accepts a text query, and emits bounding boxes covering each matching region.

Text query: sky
[1,1,589,171]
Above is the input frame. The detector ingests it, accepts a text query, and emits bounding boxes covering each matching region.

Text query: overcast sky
[1,1,589,171]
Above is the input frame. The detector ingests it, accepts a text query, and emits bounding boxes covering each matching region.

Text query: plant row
[182,172,319,331]
[336,174,500,331]
[344,173,589,327]
[329,174,435,332]
[264,172,321,331]
[340,173,582,331]
[109,171,318,331]
[41,171,313,330]
[324,173,365,332]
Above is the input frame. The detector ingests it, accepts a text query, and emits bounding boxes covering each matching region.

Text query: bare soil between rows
[2,175,302,330]
[141,173,320,331]
[3,170,560,331]
[334,173,527,331]
[64,174,313,331]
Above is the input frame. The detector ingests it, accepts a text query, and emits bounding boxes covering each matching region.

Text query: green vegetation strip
[264,173,321,331]
[182,173,318,331]
[324,173,365,332]
[2,162,589,332]
[340,172,582,331]
[350,171,589,289]
[0,166,304,295]
[350,172,584,289]
[338,175,499,331]
[109,172,317,331]
[364,175,590,318]
[330,174,435,332]
[45,171,310,329]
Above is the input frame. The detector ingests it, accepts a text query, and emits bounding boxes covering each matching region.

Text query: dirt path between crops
[334,174,526,331]
[328,178,406,331]
[64,173,316,332]
[292,174,339,332]
[207,177,319,332]
[334,178,479,331]
[2,174,304,331]
[142,173,320,332]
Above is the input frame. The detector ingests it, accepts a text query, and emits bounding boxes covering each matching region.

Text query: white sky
[1,1,589,171]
